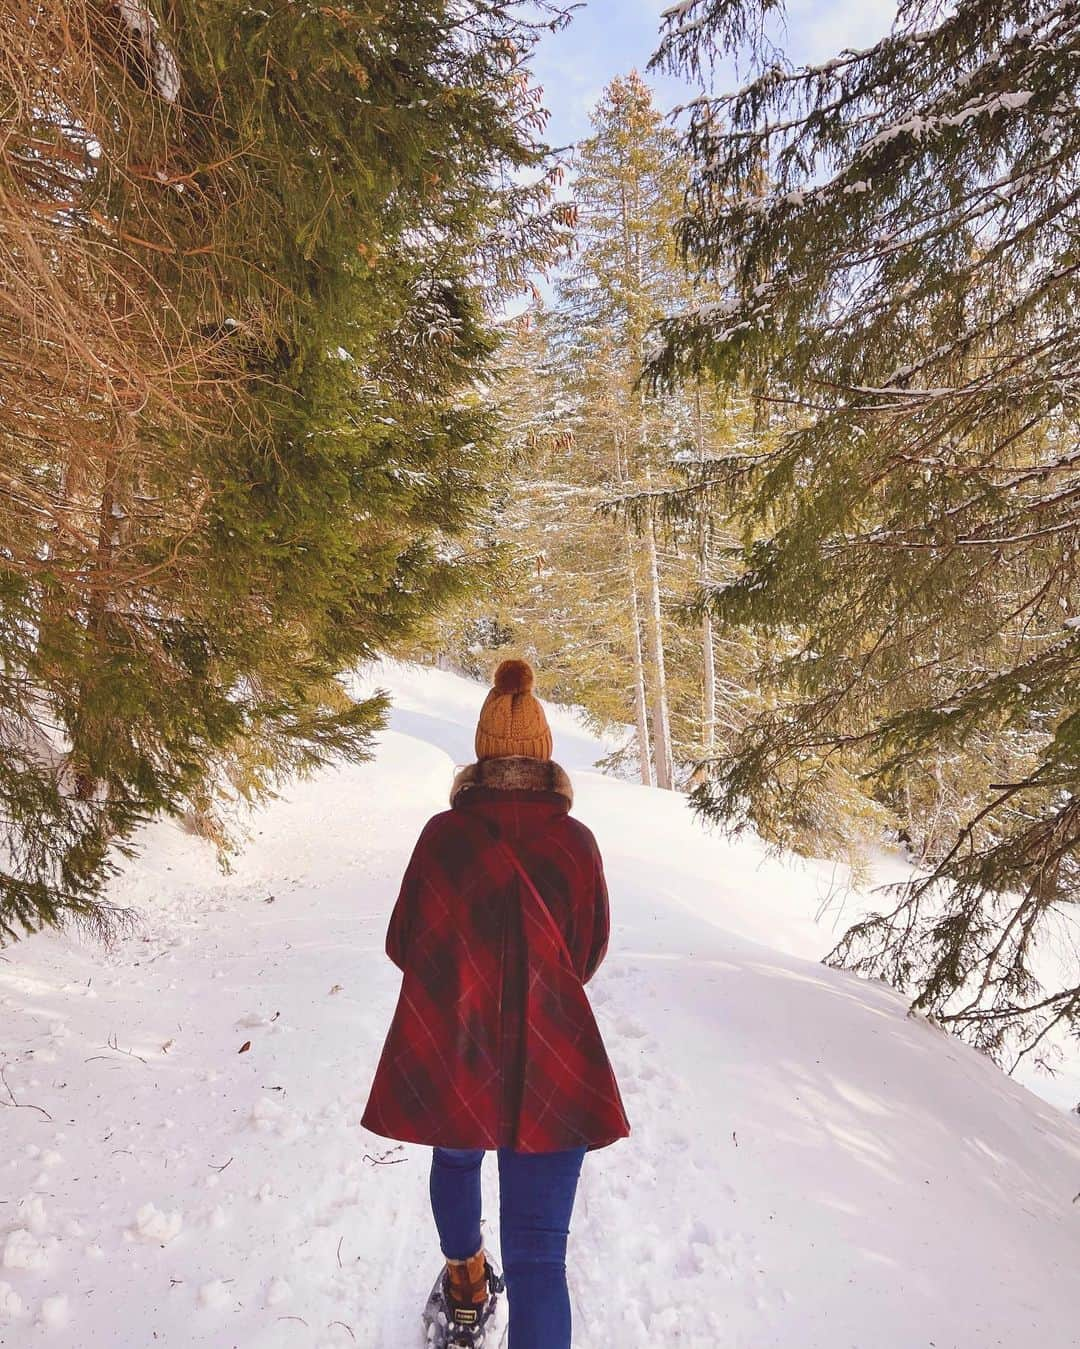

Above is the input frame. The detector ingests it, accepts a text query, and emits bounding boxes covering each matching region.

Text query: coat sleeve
[384,823,431,972]
[580,844,611,986]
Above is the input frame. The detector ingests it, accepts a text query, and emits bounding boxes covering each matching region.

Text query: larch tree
[554,72,691,789]
[429,76,758,788]
[0,0,570,938]
[422,307,659,774]
[649,0,1080,1068]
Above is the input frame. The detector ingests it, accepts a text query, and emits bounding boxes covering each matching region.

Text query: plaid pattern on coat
[361,771,630,1153]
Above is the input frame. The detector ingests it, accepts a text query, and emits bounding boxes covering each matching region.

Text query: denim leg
[430,1147,486,1261]
[497,1147,587,1349]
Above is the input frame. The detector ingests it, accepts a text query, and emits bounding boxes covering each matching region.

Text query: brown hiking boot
[422,1247,505,1347]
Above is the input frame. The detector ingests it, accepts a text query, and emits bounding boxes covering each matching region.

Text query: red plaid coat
[361,759,630,1152]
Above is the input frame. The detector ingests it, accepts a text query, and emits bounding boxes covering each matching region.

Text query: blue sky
[530,0,901,149]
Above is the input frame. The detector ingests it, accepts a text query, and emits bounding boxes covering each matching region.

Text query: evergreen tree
[568,74,687,787]
[0,0,569,938]
[430,76,764,788]
[650,0,1080,1066]
[425,77,692,782]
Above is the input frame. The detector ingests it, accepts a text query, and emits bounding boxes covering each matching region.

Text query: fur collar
[450,757,573,807]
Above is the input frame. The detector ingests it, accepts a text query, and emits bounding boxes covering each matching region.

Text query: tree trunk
[695,386,715,767]
[625,527,654,787]
[616,124,670,789]
[73,450,121,801]
[702,607,715,758]
[643,510,673,790]
[617,438,653,786]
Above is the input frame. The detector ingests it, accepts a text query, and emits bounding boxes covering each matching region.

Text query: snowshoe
[421,1251,505,1348]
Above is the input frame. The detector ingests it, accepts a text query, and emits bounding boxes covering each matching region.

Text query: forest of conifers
[2,0,1077,1073]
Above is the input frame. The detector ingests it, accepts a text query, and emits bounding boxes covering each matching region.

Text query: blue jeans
[430,1146,587,1349]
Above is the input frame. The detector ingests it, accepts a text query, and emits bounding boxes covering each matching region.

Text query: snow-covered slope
[1,661,1078,1347]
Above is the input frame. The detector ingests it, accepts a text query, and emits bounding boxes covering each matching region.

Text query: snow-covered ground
[1,660,1078,1347]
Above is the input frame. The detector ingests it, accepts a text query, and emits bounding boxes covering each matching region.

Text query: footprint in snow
[128,1202,183,1245]
[14,1195,49,1235]
[39,1294,69,1329]
[613,1015,649,1040]
[198,1279,231,1309]
[674,1243,706,1278]
[249,1097,286,1132]
[2,1230,54,1271]
[264,1277,292,1307]
[0,1281,24,1320]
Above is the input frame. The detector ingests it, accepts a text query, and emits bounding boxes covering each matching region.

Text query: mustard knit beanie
[475,659,553,761]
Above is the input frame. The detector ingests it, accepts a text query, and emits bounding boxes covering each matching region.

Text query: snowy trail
[2,662,1079,1347]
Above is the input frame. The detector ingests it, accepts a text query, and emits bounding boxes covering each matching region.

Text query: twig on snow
[0,1064,53,1120]
[106,1032,148,1063]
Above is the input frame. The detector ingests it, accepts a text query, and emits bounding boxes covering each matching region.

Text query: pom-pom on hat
[474,659,553,761]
